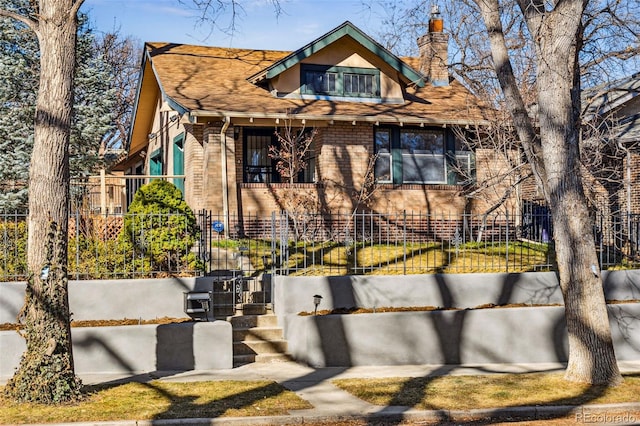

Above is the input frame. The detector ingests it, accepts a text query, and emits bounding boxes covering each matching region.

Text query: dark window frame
[243,127,316,184]
[301,64,380,98]
[374,126,472,185]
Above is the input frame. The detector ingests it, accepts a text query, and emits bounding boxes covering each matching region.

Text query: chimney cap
[429,5,443,33]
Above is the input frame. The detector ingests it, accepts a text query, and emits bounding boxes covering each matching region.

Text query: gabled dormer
[248,21,425,104]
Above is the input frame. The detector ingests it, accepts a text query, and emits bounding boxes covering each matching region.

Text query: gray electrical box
[184,291,212,320]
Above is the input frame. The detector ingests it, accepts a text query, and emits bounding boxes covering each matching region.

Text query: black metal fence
[2,207,640,282]
[197,208,640,277]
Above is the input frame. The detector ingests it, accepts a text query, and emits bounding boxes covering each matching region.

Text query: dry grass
[0,380,312,424]
[2,373,639,424]
[333,373,640,411]
[252,240,553,276]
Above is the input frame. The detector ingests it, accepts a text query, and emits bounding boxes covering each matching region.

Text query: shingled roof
[247,21,425,88]
[143,42,487,126]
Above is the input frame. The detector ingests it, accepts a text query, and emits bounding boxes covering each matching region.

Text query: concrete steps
[230,313,290,367]
[241,303,268,315]
[212,299,267,318]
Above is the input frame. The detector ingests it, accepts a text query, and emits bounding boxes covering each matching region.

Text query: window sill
[376,183,465,190]
[241,182,320,189]
[240,182,471,191]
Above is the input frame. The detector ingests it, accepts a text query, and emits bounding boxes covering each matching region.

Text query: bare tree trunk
[476,0,622,385]
[532,2,621,385]
[3,0,84,403]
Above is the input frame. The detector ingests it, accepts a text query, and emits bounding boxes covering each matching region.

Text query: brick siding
[183,122,520,216]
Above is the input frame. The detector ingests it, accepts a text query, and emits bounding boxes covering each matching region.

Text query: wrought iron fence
[2,208,640,282]
[197,210,556,277]
[0,210,200,281]
[197,208,640,277]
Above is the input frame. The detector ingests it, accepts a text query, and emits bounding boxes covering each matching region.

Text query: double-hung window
[374,129,392,182]
[302,64,380,98]
[374,127,472,185]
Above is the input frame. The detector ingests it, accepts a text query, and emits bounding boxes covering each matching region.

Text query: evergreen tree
[70,16,116,178]
[0,11,36,209]
[0,1,115,210]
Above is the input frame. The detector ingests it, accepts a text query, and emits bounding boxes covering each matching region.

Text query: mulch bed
[0,317,194,331]
[1,300,636,329]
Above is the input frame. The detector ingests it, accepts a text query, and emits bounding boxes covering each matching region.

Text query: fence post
[75,208,80,280]
[271,211,276,274]
[599,213,604,268]
[403,210,407,275]
[505,209,510,273]
[100,169,107,216]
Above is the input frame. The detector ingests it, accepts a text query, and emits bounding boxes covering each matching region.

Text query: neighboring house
[582,73,640,216]
[118,16,498,226]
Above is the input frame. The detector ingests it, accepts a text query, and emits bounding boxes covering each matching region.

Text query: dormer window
[305,69,338,94]
[302,64,380,98]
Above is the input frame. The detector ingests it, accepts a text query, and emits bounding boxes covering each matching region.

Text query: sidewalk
[66,360,640,425]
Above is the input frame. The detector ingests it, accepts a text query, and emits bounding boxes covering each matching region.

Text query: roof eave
[189,109,488,126]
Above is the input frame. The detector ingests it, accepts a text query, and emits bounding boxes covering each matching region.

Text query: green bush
[0,220,28,280]
[67,236,153,279]
[120,180,201,273]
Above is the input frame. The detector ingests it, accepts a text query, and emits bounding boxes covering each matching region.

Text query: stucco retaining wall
[273,270,640,367]
[2,270,638,324]
[273,269,640,317]
[1,270,639,374]
[0,277,217,323]
[1,321,232,379]
[285,303,640,367]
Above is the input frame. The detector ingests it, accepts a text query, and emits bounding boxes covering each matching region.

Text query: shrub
[67,236,152,279]
[120,180,201,273]
[0,220,28,280]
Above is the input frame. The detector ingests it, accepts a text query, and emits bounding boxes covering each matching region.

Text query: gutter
[220,116,230,238]
[190,110,489,127]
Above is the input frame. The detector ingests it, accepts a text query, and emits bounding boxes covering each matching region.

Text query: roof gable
[584,73,640,118]
[248,21,425,88]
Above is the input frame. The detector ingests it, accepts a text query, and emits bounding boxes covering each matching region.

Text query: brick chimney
[417,5,449,86]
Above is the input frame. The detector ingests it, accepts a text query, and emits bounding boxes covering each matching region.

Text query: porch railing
[70,172,186,215]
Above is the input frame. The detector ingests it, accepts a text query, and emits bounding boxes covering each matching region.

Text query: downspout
[627,150,632,214]
[221,116,230,238]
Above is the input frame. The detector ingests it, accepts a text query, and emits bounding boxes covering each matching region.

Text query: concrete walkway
[50,360,640,425]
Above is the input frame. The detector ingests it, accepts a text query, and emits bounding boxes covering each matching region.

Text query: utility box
[184,291,212,320]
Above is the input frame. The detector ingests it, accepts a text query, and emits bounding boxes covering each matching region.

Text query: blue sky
[80,0,385,50]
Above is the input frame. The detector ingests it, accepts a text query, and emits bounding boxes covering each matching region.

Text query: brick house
[581,73,640,216]
[118,18,498,224]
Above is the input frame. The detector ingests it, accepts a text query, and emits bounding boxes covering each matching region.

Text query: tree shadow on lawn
[84,377,302,420]
[73,331,315,421]
[359,371,640,426]
[356,270,638,425]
